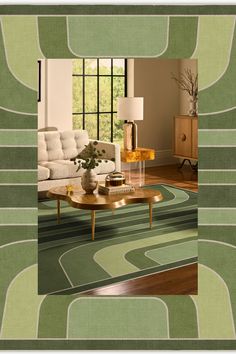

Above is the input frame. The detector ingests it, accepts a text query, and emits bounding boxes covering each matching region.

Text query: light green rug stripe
[67,298,169,339]
[199,130,236,146]
[0,171,37,184]
[191,264,235,339]
[0,209,37,224]
[199,209,236,225]
[0,131,36,146]
[199,170,236,184]
[93,229,197,277]
[68,16,168,56]
[1,16,43,90]
[0,265,45,339]
[146,240,197,265]
[193,16,235,90]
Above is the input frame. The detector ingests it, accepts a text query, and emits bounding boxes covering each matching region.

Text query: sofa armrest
[89,140,121,172]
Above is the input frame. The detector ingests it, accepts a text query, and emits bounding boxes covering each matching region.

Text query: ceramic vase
[81,169,97,194]
[189,96,197,116]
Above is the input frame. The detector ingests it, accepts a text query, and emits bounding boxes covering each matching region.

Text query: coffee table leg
[57,199,61,224]
[149,202,152,229]
[91,210,95,241]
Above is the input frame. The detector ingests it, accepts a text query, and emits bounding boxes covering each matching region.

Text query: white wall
[38,59,72,131]
[132,59,180,166]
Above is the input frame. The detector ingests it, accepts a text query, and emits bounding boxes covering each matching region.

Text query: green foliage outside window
[72,59,125,146]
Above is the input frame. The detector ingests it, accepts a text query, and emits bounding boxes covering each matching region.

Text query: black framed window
[72,58,127,144]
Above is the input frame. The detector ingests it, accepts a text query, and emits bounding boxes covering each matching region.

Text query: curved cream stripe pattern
[93,229,197,277]
[0,265,45,339]
[192,16,235,91]
[67,297,169,339]
[0,16,43,91]
[191,264,235,339]
[155,185,189,208]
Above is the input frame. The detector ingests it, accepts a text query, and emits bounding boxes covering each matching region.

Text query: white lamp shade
[117,97,144,121]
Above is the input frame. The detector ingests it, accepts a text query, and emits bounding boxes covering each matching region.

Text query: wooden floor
[93,163,198,295]
[82,263,198,295]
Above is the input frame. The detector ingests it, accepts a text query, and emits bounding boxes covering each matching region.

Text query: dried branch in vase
[171,68,198,98]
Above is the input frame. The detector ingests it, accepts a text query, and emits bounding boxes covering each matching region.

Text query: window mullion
[82,59,85,129]
[97,58,100,140]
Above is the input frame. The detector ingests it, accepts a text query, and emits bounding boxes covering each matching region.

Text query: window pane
[99,77,111,112]
[85,77,97,113]
[73,59,83,74]
[99,59,111,75]
[85,59,97,75]
[73,115,83,130]
[85,114,97,140]
[73,76,83,113]
[99,114,111,142]
[113,59,125,75]
[113,77,125,111]
[113,113,124,147]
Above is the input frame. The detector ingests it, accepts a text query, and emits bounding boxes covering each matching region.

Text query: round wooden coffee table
[47,185,163,241]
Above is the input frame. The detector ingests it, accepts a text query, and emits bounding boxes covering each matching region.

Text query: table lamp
[117,97,144,151]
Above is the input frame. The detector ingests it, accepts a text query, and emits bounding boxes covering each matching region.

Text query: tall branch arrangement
[171,69,198,98]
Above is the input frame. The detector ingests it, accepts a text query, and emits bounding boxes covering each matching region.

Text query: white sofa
[38,130,121,192]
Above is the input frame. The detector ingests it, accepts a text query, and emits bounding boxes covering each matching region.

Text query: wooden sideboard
[173,115,198,164]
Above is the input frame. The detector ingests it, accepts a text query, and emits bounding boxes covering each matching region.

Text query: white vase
[81,169,98,194]
[189,96,197,116]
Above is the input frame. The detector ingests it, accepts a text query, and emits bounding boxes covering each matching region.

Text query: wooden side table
[121,148,155,186]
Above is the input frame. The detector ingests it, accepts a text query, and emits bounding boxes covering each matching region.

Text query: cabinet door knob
[180,133,187,141]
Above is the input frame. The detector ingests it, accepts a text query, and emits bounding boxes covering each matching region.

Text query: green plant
[71,141,113,171]
[171,68,198,98]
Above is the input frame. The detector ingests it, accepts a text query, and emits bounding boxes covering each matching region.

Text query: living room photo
[38,57,198,295]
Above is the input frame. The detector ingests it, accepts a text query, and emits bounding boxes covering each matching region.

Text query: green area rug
[38,184,198,294]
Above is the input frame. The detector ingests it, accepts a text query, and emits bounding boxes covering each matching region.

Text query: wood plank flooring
[82,263,198,295]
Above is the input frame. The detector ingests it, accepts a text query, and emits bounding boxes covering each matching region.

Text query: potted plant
[71,141,110,194]
[172,68,198,116]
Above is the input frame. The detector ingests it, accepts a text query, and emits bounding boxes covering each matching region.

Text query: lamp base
[123,122,138,151]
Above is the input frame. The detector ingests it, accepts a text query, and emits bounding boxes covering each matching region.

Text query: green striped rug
[38,184,198,294]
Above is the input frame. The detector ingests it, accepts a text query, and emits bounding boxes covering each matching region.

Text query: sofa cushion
[38,130,90,162]
[98,159,115,174]
[38,165,50,181]
[40,160,85,180]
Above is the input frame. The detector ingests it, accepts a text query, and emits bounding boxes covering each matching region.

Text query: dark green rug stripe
[160,17,198,58]
[125,236,197,270]
[38,295,79,338]
[38,17,77,58]
[52,259,198,295]
[199,226,236,246]
[0,186,37,207]
[1,339,236,350]
[199,147,236,169]
[0,147,37,169]
[39,220,197,248]
[199,185,236,207]
[38,207,196,234]
[0,225,37,246]
[0,108,36,129]
[199,108,236,129]
[0,5,236,15]
[158,296,198,338]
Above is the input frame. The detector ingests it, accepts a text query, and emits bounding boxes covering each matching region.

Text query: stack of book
[98,184,135,195]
